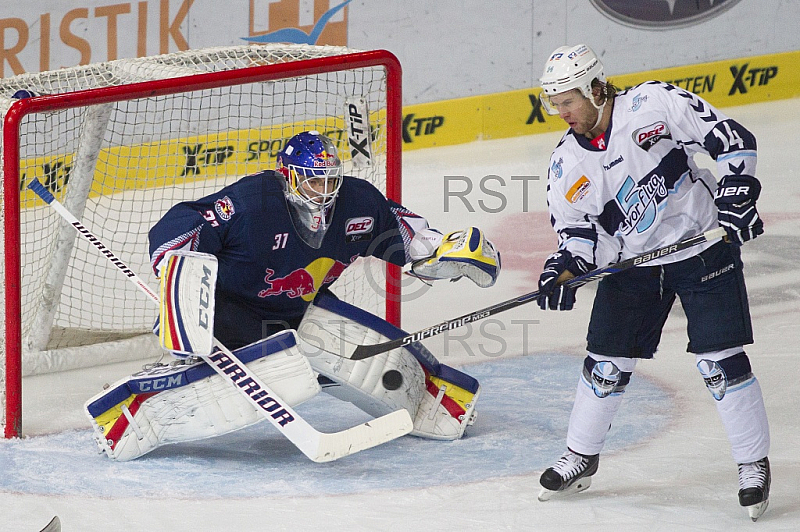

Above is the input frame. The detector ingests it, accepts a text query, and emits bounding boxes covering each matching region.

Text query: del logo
[345,216,374,242]
[214,196,235,221]
[566,175,592,204]
[633,121,671,151]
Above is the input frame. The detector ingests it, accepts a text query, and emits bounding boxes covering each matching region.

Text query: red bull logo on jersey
[214,196,235,221]
[259,268,316,298]
[258,257,353,301]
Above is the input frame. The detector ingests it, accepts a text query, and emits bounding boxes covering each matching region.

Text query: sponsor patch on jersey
[633,121,671,151]
[214,196,235,221]
[566,175,592,204]
[345,216,374,243]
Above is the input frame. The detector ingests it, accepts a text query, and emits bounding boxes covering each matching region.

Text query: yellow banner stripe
[399,50,800,150]
[18,109,385,209]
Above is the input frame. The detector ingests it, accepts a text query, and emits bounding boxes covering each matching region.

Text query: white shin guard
[695,349,770,463]
[566,354,637,456]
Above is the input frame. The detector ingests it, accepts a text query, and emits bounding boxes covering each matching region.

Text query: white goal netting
[0,44,400,436]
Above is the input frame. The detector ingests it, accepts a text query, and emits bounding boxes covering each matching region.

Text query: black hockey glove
[715,174,763,245]
[537,250,595,311]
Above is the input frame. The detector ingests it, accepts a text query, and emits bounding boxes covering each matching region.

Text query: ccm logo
[198,264,212,329]
[137,375,183,392]
[346,217,374,235]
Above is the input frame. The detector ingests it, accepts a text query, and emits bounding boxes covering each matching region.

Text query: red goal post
[1,45,403,438]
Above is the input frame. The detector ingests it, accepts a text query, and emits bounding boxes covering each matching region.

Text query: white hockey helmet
[539,44,605,115]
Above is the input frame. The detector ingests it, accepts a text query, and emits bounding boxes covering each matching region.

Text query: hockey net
[0,44,402,437]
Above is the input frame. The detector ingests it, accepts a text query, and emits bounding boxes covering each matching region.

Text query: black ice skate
[738,457,770,521]
[538,449,599,501]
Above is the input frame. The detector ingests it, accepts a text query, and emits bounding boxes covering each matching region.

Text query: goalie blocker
[158,250,217,356]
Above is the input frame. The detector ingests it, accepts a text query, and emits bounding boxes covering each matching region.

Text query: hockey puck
[382,370,403,390]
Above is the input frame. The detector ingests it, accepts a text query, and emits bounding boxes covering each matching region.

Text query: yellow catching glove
[410,227,500,288]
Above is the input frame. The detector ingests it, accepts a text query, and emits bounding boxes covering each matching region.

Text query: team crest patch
[214,196,235,221]
[591,361,621,398]
[697,359,727,401]
[566,175,592,204]
[628,93,648,112]
[345,216,374,243]
[550,157,563,181]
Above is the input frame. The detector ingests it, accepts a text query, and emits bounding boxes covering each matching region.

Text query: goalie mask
[278,131,343,248]
[539,44,606,119]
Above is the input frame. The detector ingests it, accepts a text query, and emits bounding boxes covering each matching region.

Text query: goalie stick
[350,227,727,360]
[27,178,413,462]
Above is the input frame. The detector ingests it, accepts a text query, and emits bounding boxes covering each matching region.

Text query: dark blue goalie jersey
[149,170,426,346]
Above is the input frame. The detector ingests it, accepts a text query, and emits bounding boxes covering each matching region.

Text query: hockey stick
[350,227,727,360]
[27,178,412,462]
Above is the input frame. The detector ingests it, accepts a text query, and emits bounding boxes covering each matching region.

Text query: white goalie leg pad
[298,293,481,440]
[85,331,320,461]
[299,308,426,420]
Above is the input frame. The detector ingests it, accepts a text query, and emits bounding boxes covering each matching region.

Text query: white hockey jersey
[546,81,758,267]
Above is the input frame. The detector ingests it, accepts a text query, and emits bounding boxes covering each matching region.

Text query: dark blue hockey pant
[587,241,753,358]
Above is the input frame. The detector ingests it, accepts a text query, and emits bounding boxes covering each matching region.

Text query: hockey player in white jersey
[534,45,770,521]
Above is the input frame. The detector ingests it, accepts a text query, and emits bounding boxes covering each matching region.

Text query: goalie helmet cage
[0,44,403,438]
